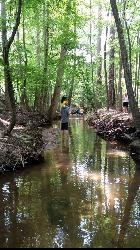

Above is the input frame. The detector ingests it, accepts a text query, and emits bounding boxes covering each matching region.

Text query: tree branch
[123,0,132,75]
[7,0,22,51]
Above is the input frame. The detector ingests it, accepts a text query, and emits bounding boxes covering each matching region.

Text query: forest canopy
[0,0,140,131]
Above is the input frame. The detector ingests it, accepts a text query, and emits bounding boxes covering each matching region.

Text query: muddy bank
[0,111,61,173]
[86,109,140,163]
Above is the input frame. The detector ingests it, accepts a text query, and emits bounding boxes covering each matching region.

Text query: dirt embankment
[0,110,60,173]
[86,109,140,163]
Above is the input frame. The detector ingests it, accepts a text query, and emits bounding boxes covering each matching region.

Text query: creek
[0,118,140,248]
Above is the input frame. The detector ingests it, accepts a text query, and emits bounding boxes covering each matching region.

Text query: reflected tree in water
[117,167,140,248]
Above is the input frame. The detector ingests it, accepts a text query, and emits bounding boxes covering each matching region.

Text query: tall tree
[47,0,74,122]
[1,0,22,135]
[134,29,140,104]
[20,9,28,110]
[40,1,50,113]
[96,3,102,88]
[68,0,77,107]
[108,18,115,108]
[68,52,76,107]
[89,0,96,108]
[104,13,109,111]
[118,52,122,111]
[48,44,67,122]
[110,0,140,130]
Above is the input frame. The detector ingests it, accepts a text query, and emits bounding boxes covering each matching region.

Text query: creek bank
[86,109,140,163]
[0,110,60,173]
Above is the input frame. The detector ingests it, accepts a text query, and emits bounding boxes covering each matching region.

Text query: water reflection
[0,119,140,248]
[117,165,140,248]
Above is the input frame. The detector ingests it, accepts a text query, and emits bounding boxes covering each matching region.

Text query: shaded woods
[0,0,140,171]
[0,2,140,248]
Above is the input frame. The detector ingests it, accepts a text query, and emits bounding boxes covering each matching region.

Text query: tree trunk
[36,27,41,67]
[89,0,96,109]
[137,53,140,106]
[3,54,16,135]
[20,12,29,110]
[39,1,50,113]
[48,44,67,122]
[104,21,109,111]
[68,7,77,107]
[16,29,22,102]
[123,0,132,75]
[1,0,22,135]
[68,55,76,107]
[96,3,102,88]
[110,0,140,130]
[108,23,115,108]
[118,53,122,111]
[134,30,140,102]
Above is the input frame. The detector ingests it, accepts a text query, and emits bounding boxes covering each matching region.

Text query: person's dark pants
[123,102,128,108]
[61,122,68,130]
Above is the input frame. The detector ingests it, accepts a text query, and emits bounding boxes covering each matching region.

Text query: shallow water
[0,118,140,248]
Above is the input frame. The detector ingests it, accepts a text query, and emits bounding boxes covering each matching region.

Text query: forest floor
[0,110,60,173]
[86,108,140,163]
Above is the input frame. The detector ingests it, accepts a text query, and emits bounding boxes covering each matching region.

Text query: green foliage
[1,0,140,109]
[0,58,4,66]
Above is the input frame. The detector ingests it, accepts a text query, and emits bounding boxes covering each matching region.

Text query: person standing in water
[122,92,129,113]
[60,96,70,134]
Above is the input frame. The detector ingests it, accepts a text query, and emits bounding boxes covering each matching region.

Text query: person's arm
[68,107,70,115]
[66,106,70,115]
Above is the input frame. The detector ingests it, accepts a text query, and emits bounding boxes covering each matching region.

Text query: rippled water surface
[0,118,140,248]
